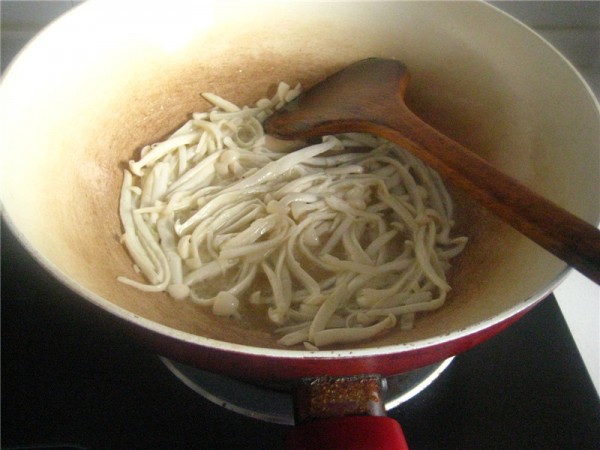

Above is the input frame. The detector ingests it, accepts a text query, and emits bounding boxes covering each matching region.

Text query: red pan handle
[286,416,409,450]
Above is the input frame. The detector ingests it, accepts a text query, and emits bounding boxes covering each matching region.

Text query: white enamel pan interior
[1,1,598,379]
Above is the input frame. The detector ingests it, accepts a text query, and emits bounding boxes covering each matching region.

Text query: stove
[2,222,599,449]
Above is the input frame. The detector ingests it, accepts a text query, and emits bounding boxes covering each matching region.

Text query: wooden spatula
[264,58,600,284]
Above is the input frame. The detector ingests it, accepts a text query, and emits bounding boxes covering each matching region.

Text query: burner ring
[161,356,453,425]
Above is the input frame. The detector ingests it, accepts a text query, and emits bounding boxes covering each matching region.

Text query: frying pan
[1,1,598,447]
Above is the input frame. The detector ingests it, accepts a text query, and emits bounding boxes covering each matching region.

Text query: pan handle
[288,375,410,449]
[286,415,409,450]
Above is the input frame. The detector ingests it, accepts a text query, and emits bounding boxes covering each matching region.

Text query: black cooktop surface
[2,223,600,450]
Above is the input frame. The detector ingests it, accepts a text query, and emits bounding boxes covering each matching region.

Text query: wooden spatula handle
[366,109,600,284]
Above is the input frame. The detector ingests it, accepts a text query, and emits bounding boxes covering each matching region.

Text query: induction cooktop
[2,221,599,449]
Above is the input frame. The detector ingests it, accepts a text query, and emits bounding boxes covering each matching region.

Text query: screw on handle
[288,375,410,450]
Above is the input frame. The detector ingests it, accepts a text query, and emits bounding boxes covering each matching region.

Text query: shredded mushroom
[118,82,467,349]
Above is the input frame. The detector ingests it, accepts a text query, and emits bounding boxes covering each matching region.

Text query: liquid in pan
[118,82,468,350]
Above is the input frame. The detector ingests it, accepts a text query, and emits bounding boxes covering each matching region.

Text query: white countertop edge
[554,273,600,397]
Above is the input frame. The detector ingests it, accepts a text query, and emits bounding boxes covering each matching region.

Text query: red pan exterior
[130,301,537,383]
